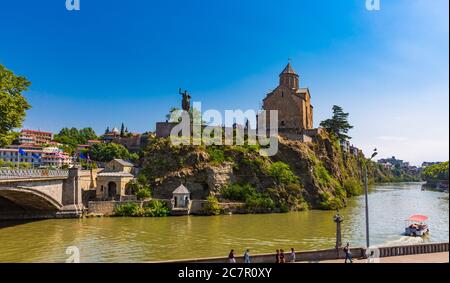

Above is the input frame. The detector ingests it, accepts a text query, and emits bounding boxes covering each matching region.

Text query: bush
[266,162,299,185]
[141,200,170,217]
[245,194,275,213]
[125,179,152,200]
[343,177,363,196]
[114,201,170,217]
[221,183,257,201]
[114,202,140,216]
[202,196,222,215]
[206,147,229,165]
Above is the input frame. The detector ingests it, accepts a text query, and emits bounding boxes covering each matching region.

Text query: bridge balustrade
[0,169,69,179]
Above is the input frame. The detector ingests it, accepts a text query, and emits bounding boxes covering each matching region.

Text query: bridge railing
[0,169,69,180]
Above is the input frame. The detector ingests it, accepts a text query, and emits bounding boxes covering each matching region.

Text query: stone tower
[262,62,314,132]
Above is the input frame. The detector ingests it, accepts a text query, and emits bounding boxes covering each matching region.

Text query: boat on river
[405,214,430,237]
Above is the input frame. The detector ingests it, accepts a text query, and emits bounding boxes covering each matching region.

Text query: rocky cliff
[138,131,419,212]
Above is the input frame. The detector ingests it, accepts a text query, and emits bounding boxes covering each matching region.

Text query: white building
[0,147,72,168]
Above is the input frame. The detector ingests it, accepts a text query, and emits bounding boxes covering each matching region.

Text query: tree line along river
[0,182,448,262]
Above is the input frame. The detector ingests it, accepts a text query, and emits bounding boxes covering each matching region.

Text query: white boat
[404,214,429,237]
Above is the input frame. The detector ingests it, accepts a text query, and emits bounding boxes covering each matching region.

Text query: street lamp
[363,148,378,250]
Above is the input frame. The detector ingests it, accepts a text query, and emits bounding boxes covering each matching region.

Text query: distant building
[378,156,404,167]
[102,127,121,142]
[95,159,135,200]
[0,146,72,168]
[111,133,147,153]
[19,129,53,146]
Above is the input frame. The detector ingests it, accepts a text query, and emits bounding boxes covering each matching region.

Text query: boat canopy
[407,214,428,222]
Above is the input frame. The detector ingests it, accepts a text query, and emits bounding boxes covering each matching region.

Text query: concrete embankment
[152,242,449,263]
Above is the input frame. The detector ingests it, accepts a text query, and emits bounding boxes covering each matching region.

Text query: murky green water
[0,183,448,262]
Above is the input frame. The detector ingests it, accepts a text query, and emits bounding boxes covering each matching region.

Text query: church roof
[172,184,190,194]
[280,62,297,76]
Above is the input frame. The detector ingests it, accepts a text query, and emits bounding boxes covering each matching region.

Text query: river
[0,182,448,262]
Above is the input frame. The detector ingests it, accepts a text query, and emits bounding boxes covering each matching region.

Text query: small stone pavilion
[171,184,191,209]
[96,159,135,200]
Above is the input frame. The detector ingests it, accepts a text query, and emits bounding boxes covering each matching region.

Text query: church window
[281,91,284,98]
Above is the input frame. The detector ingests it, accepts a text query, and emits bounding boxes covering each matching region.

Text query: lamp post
[363,149,378,249]
[334,210,344,250]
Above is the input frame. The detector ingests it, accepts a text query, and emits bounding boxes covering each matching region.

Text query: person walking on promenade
[244,249,251,263]
[343,243,353,263]
[275,249,280,263]
[280,249,286,263]
[228,249,236,263]
[290,248,296,263]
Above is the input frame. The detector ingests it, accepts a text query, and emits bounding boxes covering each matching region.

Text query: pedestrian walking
[244,249,251,263]
[228,249,236,263]
[290,248,296,263]
[280,249,286,263]
[343,243,353,263]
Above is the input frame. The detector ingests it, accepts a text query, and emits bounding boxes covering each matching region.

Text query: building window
[281,121,285,126]
[281,91,284,98]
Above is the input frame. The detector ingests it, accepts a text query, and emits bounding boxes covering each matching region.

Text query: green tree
[320,105,353,142]
[54,127,98,148]
[120,123,125,137]
[89,142,132,162]
[421,162,449,182]
[0,65,31,146]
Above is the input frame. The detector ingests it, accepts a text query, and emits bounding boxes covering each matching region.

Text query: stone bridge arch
[0,187,63,211]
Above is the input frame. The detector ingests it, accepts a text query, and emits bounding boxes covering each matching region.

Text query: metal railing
[0,169,69,180]
[377,242,449,257]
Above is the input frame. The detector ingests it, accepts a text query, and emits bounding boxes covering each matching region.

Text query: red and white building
[19,129,53,146]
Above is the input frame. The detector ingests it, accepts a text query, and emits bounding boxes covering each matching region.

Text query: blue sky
[0,0,448,165]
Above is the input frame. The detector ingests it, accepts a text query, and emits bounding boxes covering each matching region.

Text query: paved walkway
[310,252,448,263]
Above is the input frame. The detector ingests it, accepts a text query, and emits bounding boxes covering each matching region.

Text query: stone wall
[155,122,178,138]
[87,201,119,216]
[86,199,247,216]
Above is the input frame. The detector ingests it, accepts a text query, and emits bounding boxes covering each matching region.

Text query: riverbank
[85,182,423,218]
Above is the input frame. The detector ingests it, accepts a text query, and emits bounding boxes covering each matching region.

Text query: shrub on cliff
[266,161,299,185]
[343,177,363,196]
[202,196,222,216]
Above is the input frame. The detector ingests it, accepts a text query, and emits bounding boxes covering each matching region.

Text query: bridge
[0,168,86,219]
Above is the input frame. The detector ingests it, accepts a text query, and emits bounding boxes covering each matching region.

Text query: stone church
[263,62,314,133]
